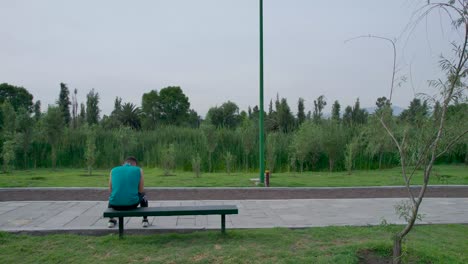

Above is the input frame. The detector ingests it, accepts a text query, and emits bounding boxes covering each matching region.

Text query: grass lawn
[0,165,466,188]
[1,225,467,263]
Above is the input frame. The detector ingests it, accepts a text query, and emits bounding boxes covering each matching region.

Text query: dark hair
[125,156,138,165]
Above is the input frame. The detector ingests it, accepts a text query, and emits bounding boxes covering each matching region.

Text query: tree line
[0,82,466,173]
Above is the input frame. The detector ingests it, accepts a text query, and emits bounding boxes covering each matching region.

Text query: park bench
[103,205,238,238]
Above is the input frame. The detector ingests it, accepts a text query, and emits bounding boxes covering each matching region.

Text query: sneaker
[108,218,117,228]
[142,219,149,228]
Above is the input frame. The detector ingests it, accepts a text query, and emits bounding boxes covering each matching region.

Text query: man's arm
[109,172,112,192]
[138,169,145,193]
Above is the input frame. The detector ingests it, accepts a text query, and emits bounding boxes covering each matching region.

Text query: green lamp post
[259,0,265,184]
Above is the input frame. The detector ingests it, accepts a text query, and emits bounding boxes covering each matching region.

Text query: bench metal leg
[119,216,124,239]
[221,214,226,234]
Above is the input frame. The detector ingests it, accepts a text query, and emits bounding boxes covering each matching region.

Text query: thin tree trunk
[393,235,403,264]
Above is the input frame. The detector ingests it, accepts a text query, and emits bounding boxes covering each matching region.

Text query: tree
[58,83,71,126]
[206,101,241,129]
[1,138,16,173]
[268,99,273,115]
[84,126,98,175]
[86,89,100,125]
[297,98,306,125]
[0,83,34,112]
[321,120,345,172]
[277,98,295,132]
[313,95,327,123]
[376,96,391,110]
[1,101,17,172]
[399,98,428,124]
[343,106,353,126]
[141,90,159,129]
[158,86,190,125]
[291,121,322,172]
[187,109,201,128]
[43,106,64,169]
[331,100,341,121]
[16,108,34,168]
[364,115,395,169]
[79,103,86,126]
[71,89,78,129]
[352,98,368,125]
[1,101,16,135]
[34,100,41,121]
[120,103,142,130]
[371,2,468,262]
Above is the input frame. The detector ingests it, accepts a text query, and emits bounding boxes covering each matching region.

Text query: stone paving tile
[1,198,467,231]
[0,202,55,228]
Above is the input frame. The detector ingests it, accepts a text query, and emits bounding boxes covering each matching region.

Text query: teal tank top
[109,164,141,206]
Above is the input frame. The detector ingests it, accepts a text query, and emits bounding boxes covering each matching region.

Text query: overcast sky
[0,0,461,117]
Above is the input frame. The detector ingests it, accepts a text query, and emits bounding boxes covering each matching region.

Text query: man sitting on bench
[107,156,149,228]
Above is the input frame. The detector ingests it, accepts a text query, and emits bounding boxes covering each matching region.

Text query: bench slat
[103,205,238,218]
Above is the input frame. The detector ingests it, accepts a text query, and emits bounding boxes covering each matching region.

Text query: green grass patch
[0,165,466,188]
[0,225,466,263]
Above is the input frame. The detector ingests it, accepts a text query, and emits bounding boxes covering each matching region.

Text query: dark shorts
[108,192,148,210]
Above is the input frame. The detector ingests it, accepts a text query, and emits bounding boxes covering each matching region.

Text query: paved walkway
[1,198,467,232]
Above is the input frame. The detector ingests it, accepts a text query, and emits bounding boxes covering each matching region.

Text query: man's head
[124,156,138,166]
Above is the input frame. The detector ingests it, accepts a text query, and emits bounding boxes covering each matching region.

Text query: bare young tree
[349,1,468,263]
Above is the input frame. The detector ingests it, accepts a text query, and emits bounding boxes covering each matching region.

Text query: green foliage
[0,83,34,112]
[86,89,100,125]
[313,95,327,123]
[15,108,34,168]
[1,138,16,173]
[1,101,16,135]
[84,126,98,175]
[141,90,159,129]
[265,133,277,172]
[162,144,176,176]
[331,100,341,121]
[33,100,41,121]
[322,120,346,172]
[240,120,257,171]
[297,98,306,125]
[120,103,142,129]
[202,124,218,172]
[206,101,241,129]
[224,151,234,175]
[58,83,71,126]
[291,121,322,172]
[191,153,201,178]
[158,86,190,125]
[345,136,360,174]
[42,106,64,169]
